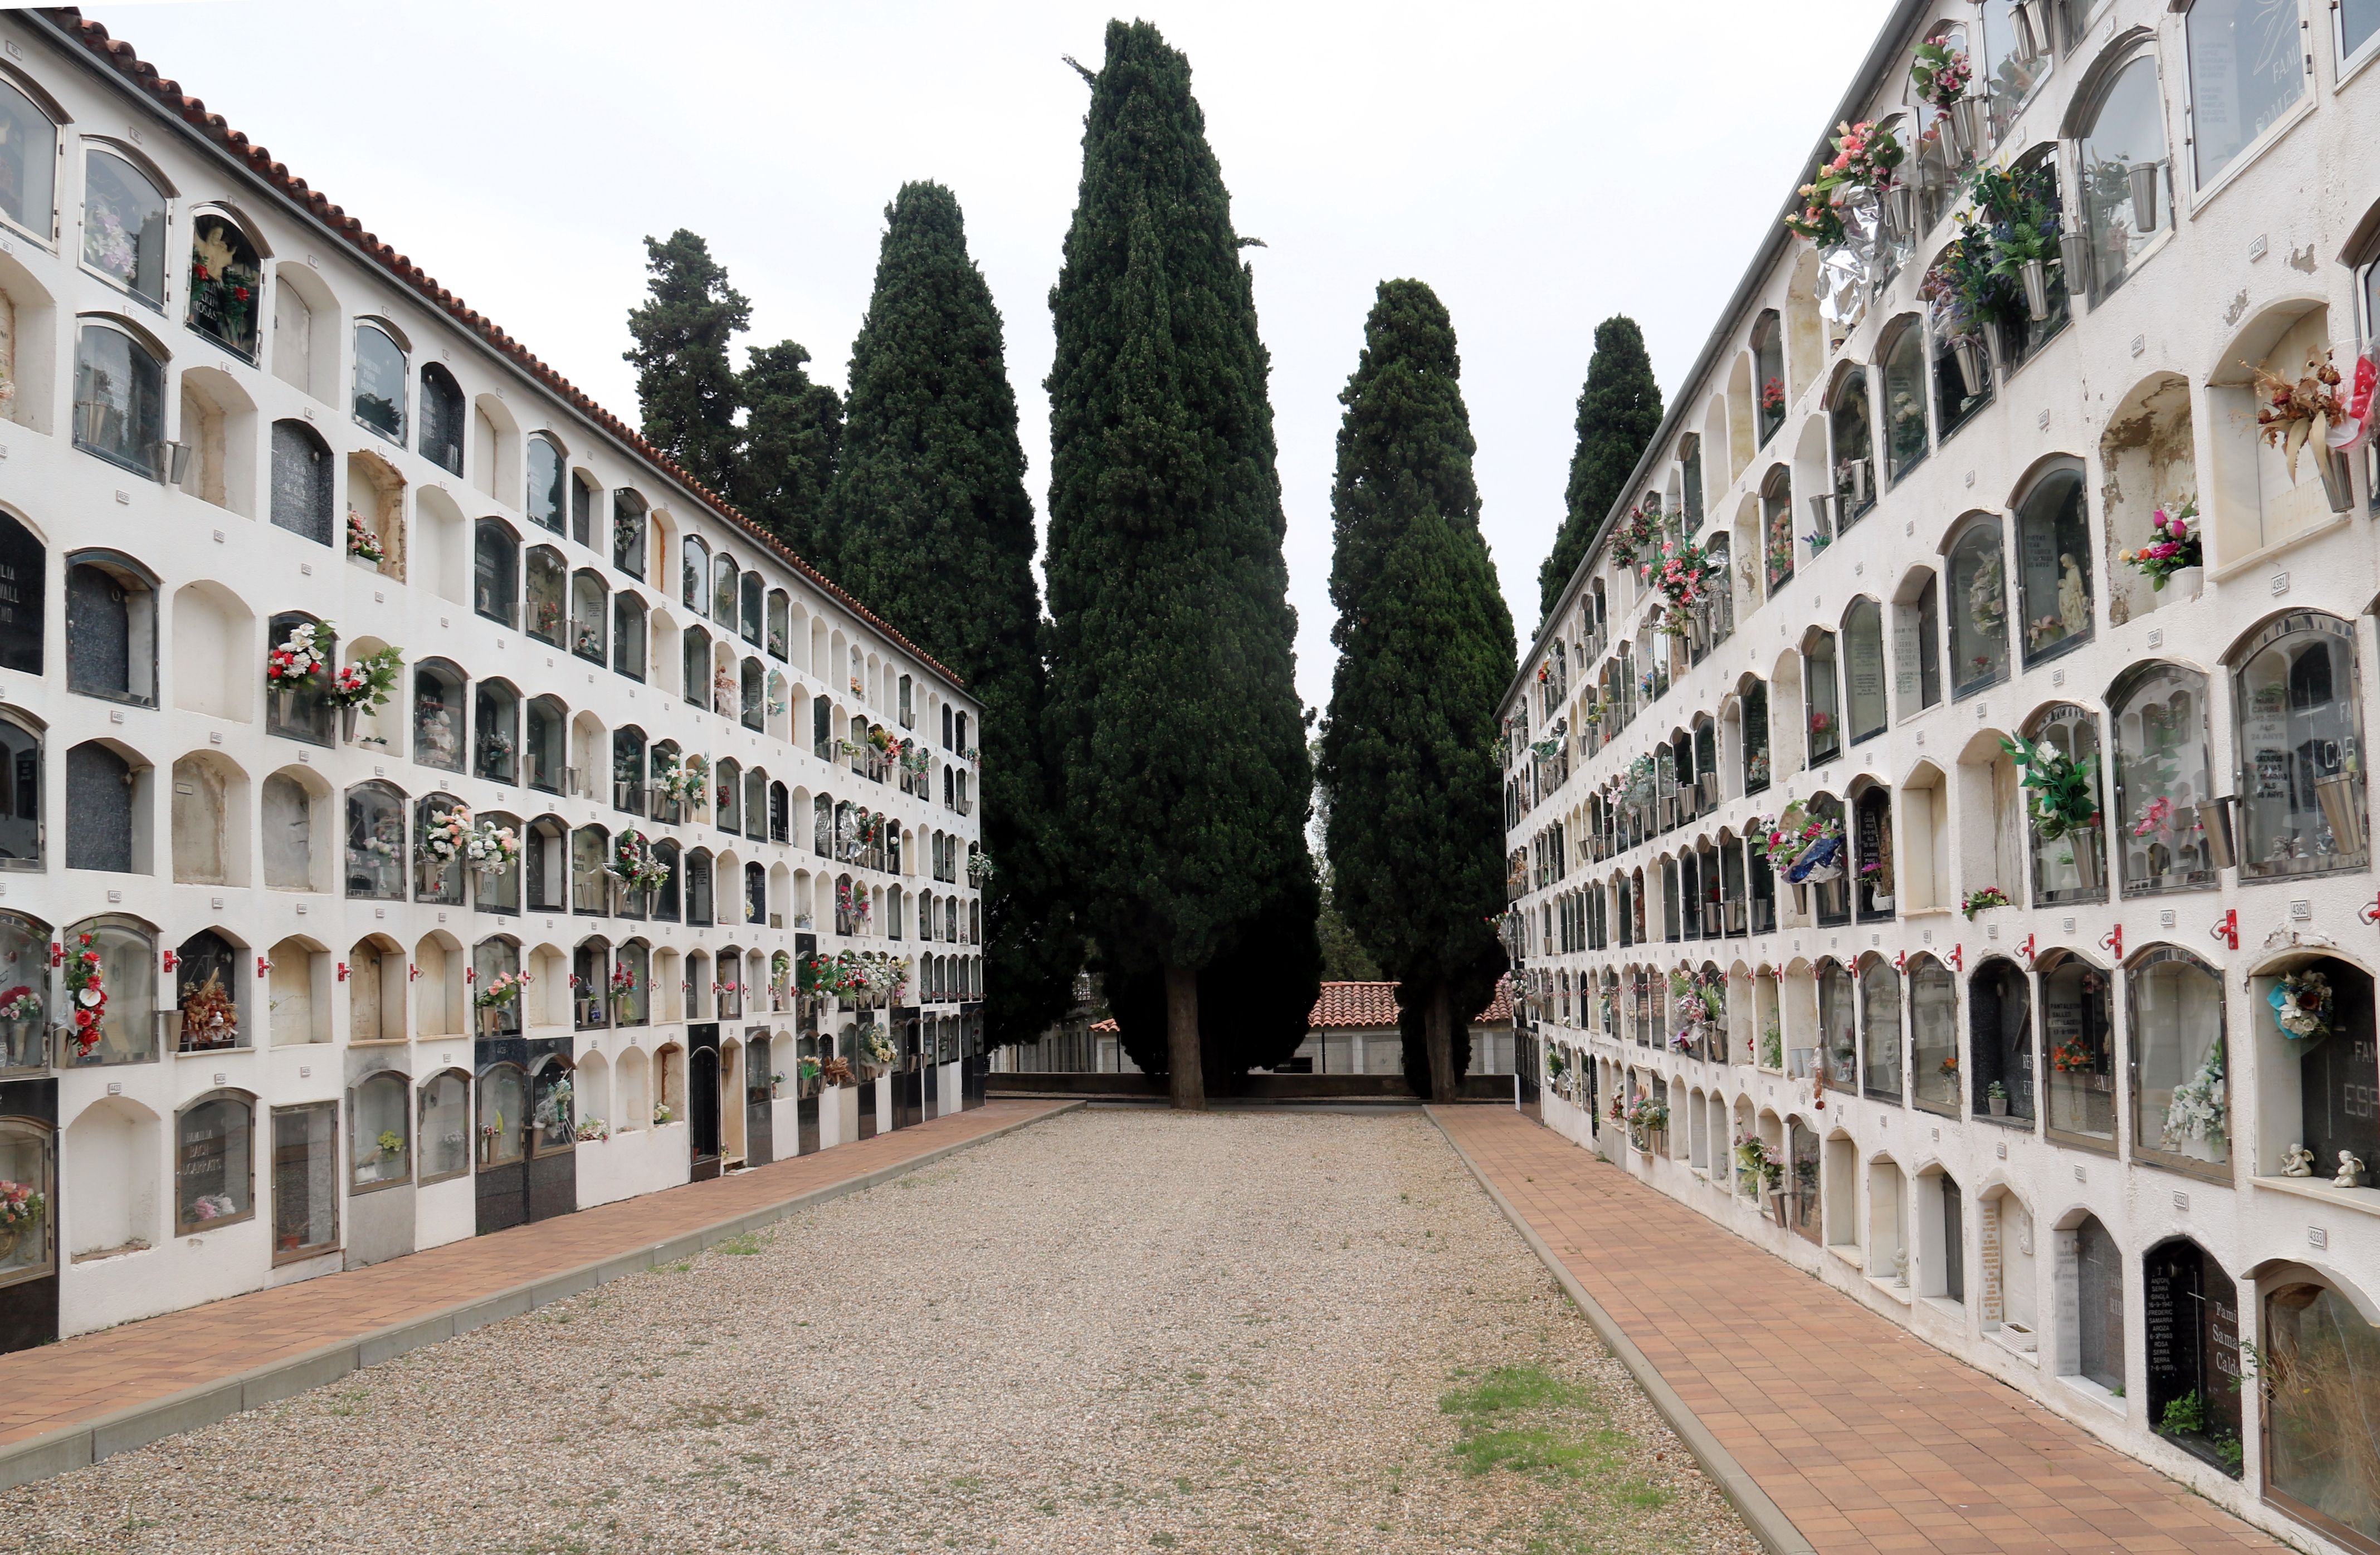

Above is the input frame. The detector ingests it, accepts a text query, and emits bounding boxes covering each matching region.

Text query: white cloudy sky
[91,0,1891,708]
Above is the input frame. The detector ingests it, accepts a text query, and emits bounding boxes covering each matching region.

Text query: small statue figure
[2337,1151,2366,1190]
[2282,1142,2317,1177]
[1892,1246,1910,1289]
[2057,554,2089,639]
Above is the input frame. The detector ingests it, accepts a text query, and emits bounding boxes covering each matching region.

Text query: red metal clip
[1949,944,1964,972]
[2211,909,2238,950]
[46,942,62,968]
[2361,896,2380,928]
[2099,924,2124,962]
[160,949,179,973]
[1893,950,1908,973]
[465,966,477,984]
[255,956,272,979]
[407,962,421,982]
[2015,933,2037,967]
[336,961,349,983]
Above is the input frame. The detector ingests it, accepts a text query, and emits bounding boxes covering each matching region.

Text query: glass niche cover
[2232,614,2368,880]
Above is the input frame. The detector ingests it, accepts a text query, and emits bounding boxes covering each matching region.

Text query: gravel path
[4,1107,1760,1554]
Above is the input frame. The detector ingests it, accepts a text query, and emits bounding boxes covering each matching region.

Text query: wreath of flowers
[1961,886,2011,920]
[418,803,472,864]
[266,619,333,693]
[1909,37,1971,110]
[2270,971,2332,1041]
[608,830,672,895]
[60,932,105,1057]
[0,1179,43,1232]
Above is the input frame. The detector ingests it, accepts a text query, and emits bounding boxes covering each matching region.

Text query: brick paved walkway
[1433,1106,2289,1555]
[0,1100,1070,1466]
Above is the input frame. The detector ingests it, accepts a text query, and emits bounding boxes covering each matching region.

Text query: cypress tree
[1319,279,1516,1103]
[1044,20,1315,1108]
[624,229,750,497]
[1535,315,1663,623]
[737,339,843,565]
[829,181,1079,1045]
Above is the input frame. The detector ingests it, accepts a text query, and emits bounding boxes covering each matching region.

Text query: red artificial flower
[233,286,250,301]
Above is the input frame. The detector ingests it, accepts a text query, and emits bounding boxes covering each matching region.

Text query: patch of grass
[714,1234,764,1256]
[1438,1365,1670,1510]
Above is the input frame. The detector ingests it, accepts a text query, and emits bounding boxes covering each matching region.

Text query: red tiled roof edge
[35,8,965,692]
[1079,977,1511,1039]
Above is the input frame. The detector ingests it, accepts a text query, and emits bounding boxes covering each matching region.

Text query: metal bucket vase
[2014,0,2051,58]
[2315,773,2366,855]
[2126,160,2159,232]
[2197,795,2238,871]
[2311,436,2356,514]
[2056,230,2094,300]
[2020,258,2052,322]
[339,705,360,744]
[1949,95,1989,160]
[2066,828,2103,891]
[1952,335,1987,397]
[1883,182,1915,243]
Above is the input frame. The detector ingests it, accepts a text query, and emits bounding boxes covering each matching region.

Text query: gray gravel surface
[2,1106,1760,1554]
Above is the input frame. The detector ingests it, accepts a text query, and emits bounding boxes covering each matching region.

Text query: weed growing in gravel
[714,1234,765,1256]
[1439,1365,1666,1509]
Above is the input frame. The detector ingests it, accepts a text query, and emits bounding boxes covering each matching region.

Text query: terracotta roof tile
[36,8,963,690]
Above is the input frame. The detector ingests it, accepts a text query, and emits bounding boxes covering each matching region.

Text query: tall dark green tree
[1319,279,1515,1103]
[624,230,751,497]
[1044,20,1316,1108]
[1536,314,1662,623]
[738,340,843,564]
[828,181,1077,1044]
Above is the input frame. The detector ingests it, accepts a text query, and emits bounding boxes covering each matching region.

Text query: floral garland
[346,510,386,564]
[608,830,671,895]
[328,644,404,714]
[266,619,333,693]
[2119,502,2201,590]
[1607,506,1663,572]
[1784,119,1906,245]
[418,803,472,864]
[60,932,104,1057]
[466,819,521,873]
[833,950,911,1004]
[2270,971,2332,1041]
[474,968,531,1010]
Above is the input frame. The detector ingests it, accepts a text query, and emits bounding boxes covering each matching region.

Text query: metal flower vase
[2056,229,2094,300]
[1951,334,1988,397]
[2310,436,2355,514]
[2315,772,2366,856]
[2066,828,2103,891]
[339,705,360,744]
[1949,95,1989,162]
[2197,795,2238,872]
[2020,258,2052,323]
[2126,161,2160,233]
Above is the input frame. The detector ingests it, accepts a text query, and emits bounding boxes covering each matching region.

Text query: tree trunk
[1163,963,1206,1111]
[1427,980,1458,1106]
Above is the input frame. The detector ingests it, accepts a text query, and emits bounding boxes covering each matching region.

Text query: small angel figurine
[2281,1142,2316,1177]
[2336,1151,2366,1190]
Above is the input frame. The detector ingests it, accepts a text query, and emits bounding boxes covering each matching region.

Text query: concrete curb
[0,1101,1081,1493]
[1426,1107,1818,1555]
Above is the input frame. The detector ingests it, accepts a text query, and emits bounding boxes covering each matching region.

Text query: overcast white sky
[90,0,1892,710]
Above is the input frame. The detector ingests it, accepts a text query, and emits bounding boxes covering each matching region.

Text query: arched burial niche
[2096,373,2195,625]
[2038,948,2115,1151]
[170,751,249,887]
[2139,1238,2242,1477]
[1943,512,2009,700]
[2206,302,2348,561]
[1968,955,2033,1125]
[2226,612,2369,881]
[2011,460,2093,667]
[0,512,43,678]
[65,550,158,706]
[2020,701,2106,905]
[64,1094,159,1263]
[170,581,248,722]
[2109,661,2217,896]
[2257,1274,2380,1547]
[2249,953,2377,1189]
[2057,1212,2125,1396]
[2129,945,2231,1179]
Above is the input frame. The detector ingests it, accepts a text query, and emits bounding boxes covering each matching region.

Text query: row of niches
[0,1003,981,1287]
[0,301,944,735]
[1529,943,2380,1195]
[1510,612,2372,929]
[1524,301,2365,790]
[0,909,979,1075]
[1528,0,2380,679]
[7,510,972,813]
[5,700,983,913]
[1547,1041,2380,1527]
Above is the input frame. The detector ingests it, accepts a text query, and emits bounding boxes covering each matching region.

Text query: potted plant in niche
[1986,1080,2009,1117]
[2119,501,2202,604]
[2002,735,2102,890]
